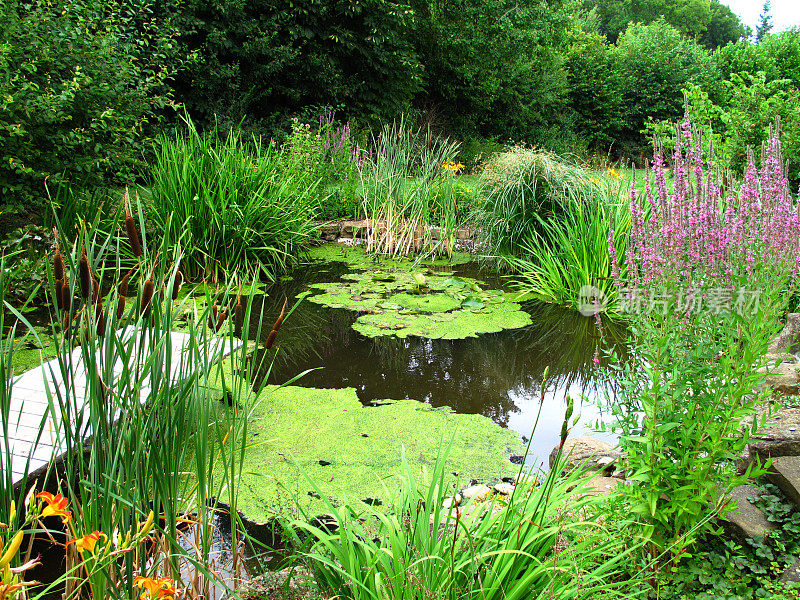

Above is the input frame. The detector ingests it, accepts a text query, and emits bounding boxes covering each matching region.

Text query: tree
[411,0,573,145]
[170,0,423,136]
[755,0,773,43]
[700,0,750,48]
[582,0,714,43]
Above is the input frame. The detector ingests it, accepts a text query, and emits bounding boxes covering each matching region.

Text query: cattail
[95,300,105,336]
[61,284,72,313]
[215,308,228,332]
[171,271,183,301]
[234,289,244,337]
[208,302,218,330]
[79,249,91,300]
[53,234,65,282]
[265,330,278,349]
[117,268,132,320]
[124,187,143,257]
[117,296,126,321]
[91,274,100,304]
[265,299,288,349]
[141,278,154,319]
[55,279,64,310]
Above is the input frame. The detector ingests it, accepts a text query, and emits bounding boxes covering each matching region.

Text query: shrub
[0,0,178,209]
[605,114,800,561]
[149,118,318,280]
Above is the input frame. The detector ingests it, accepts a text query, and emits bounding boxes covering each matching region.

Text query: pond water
[248,259,628,469]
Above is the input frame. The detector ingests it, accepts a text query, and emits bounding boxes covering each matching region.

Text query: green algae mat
[303,245,532,340]
[235,385,522,523]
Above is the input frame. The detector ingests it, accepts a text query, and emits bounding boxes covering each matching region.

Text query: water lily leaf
[461,297,485,309]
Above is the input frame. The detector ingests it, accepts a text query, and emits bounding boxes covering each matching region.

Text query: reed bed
[149,116,319,281]
[0,192,278,597]
[360,119,461,257]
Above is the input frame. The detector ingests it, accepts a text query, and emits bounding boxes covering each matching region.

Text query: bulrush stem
[234,286,244,338]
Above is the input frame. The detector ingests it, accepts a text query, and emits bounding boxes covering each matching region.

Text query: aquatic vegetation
[304,269,531,340]
[359,118,462,257]
[149,115,318,280]
[474,147,597,264]
[228,384,521,522]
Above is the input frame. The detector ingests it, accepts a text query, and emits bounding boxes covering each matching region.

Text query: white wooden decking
[3,328,242,485]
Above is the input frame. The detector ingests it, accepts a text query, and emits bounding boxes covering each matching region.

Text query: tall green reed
[150,115,319,281]
[510,187,631,314]
[359,118,461,257]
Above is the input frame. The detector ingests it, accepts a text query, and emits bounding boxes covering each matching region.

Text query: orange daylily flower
[35,493,72,524]
[66,531,107,555]
[133,576,176,600]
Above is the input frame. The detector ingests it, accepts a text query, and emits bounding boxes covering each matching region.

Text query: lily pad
[304,267,532,340]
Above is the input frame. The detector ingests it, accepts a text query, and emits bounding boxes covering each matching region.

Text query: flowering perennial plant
[621,113,800,293]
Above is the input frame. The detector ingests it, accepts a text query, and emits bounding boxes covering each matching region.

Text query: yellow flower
[133,576,177,600]
[66,531,107,555]
[606,168,623,181]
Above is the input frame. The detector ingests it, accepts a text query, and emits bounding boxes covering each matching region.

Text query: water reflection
[249,262,628,467]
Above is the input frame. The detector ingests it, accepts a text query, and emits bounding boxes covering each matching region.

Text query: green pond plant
[605,114,800,567]
[149,114,319,281]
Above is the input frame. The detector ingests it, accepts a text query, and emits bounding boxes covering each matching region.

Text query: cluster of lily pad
[303,269,531,340]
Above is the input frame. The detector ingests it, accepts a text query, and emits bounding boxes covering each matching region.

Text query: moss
[304,269,532,340]
[8,327,58,375]
[233,385,521,523]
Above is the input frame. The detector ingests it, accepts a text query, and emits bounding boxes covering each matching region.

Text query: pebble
[443,494,462,509]
[493,483,515,496]
[461,484,491,501]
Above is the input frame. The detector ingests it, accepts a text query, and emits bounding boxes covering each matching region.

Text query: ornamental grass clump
[606,113,800,566]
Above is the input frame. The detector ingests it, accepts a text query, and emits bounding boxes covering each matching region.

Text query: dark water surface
[249,259,628,469]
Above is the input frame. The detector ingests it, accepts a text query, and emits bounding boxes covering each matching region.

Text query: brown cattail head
[61,284,72,313]
[215,308,229,332]
[79,249,91,300]
[265,330,278,349]
[55,279,64,310]
[91,274,100,304]
[171,271,183,301]
[141,278,154,319]
[124,188,143,257]
[116,295,126,321]
[95,300,105,336]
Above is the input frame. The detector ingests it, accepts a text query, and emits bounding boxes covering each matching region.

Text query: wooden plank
[4,328,241,486]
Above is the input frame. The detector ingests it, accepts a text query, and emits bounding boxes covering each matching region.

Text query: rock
[461,484,491,502]
[509,454,524,465]
[758,359,800,395]
[317,459,332,466]
[549,437,620,473]
[514,472,538,486]
[721,485,777,543]
[580,476,621,497]
[768,313,800,354]
[443,494,462,509]
[493,483,514,496]
[781,561,800,585]
[750,408,800,460]
[362,497,382,506]
[766,455,800,508]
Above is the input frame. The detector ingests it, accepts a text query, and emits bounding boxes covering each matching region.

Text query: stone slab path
[3,327,241,485]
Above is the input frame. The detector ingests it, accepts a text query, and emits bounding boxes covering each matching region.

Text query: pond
[248,257,628,470]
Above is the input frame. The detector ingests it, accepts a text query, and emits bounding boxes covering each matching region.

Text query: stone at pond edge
[781,561,800,585]
[758,359,800,395]
[766,456,800,508]
[461,484,492,501]
[549,437,620,474]
[493,482,514,496]
[580,476,621,497]
[720,485,777,543]
[749,407,800,460]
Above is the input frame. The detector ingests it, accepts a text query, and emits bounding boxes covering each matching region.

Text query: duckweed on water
[232,384,522,522]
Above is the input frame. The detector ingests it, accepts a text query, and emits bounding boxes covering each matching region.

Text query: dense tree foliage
[168,0,422,136]
[0,0,177,206]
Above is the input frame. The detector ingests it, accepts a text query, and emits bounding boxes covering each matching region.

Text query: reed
[359,118,462,257]
[150,115,319,281]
